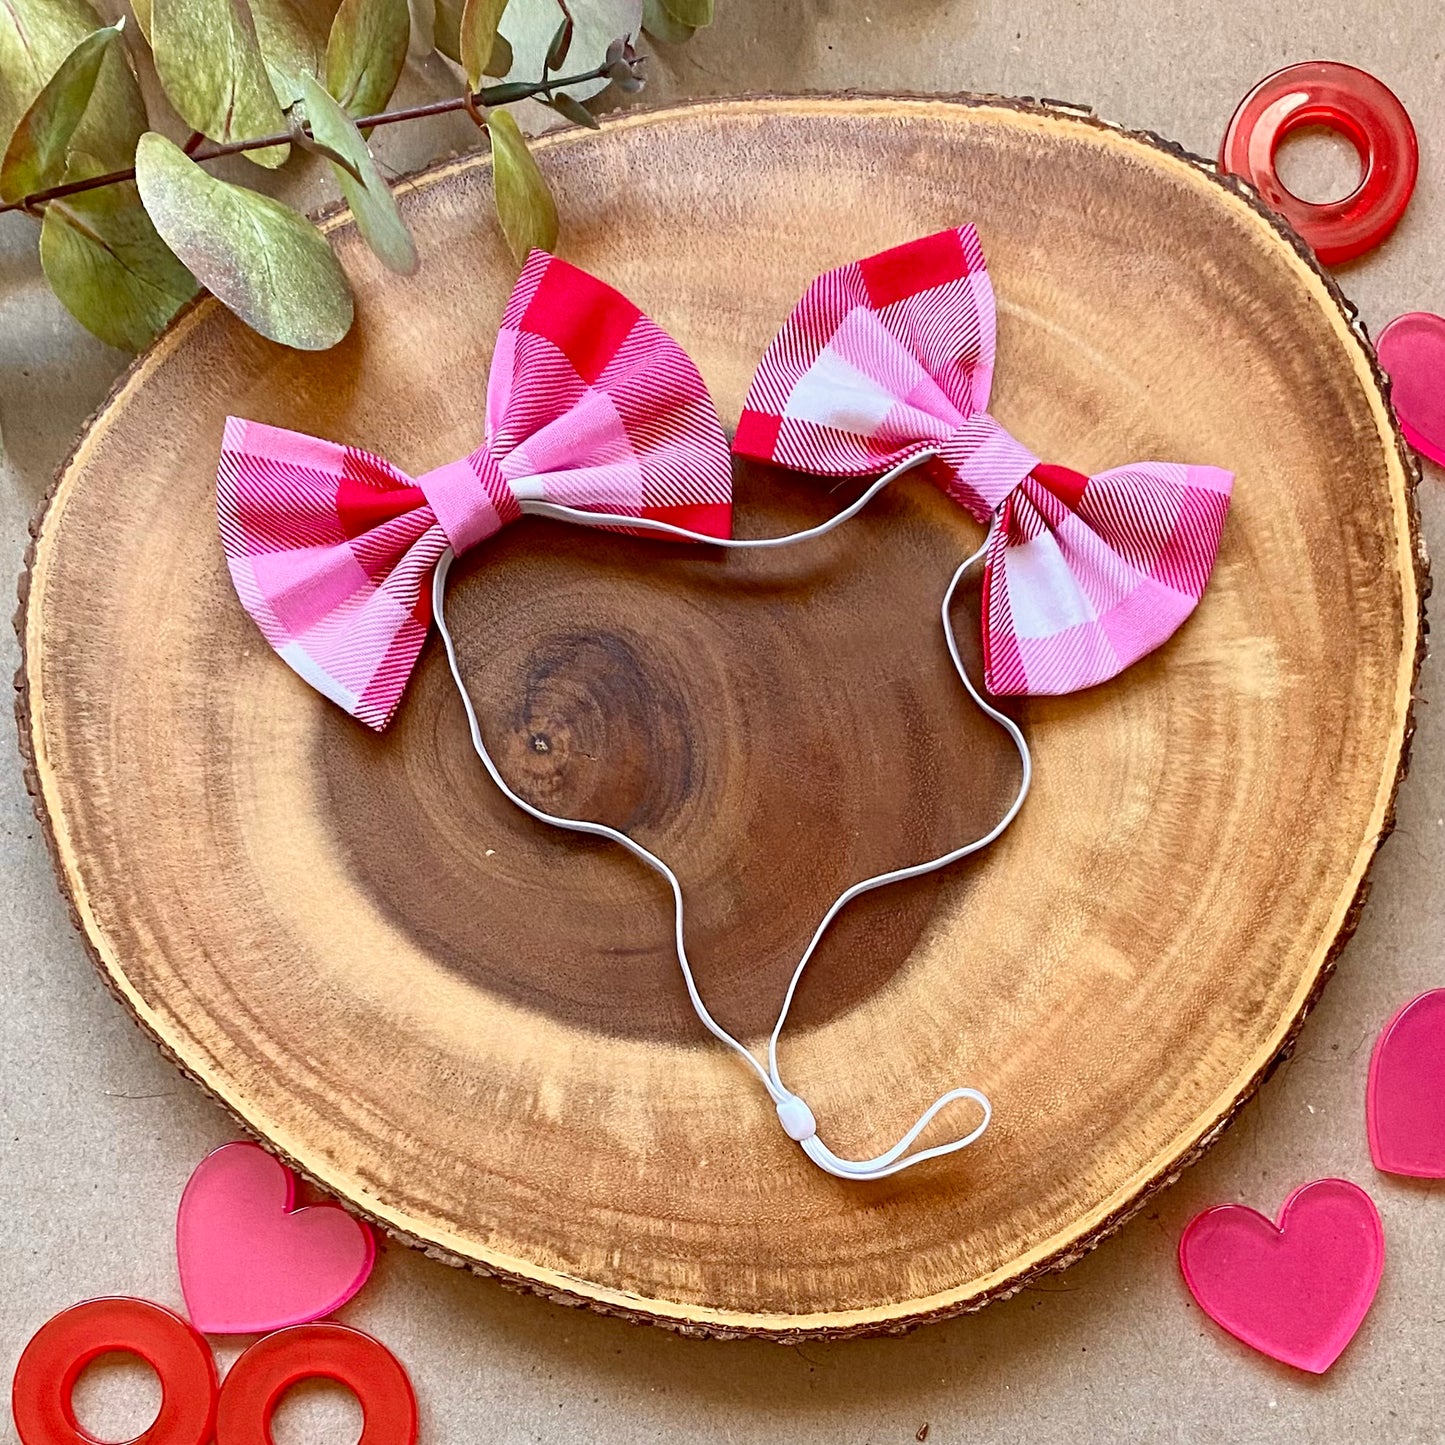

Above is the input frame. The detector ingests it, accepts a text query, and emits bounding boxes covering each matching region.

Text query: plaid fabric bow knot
[219,251,733,730]
[733,226,1233,694]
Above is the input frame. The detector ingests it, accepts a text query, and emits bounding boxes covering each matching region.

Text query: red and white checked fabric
[732,226,1234,694]
[219,251,732,730]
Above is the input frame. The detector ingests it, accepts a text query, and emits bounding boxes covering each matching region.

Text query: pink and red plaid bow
[218,251,733,730]
[733,226,1233,694]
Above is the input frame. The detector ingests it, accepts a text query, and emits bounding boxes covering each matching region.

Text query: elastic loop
[799,1088,993,1182]
[435,457,1025,1183]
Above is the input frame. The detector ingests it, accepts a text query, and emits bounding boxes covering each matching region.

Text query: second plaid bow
[732,225,1234,695]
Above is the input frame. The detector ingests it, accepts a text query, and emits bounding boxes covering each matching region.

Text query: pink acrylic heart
[1178,1178,1383,1373]
[1378,312,1445,468]
[177,1142,375,1335]
[1368,987,1445,1176]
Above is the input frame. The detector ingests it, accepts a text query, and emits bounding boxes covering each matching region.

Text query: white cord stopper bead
[776,1092,818,1142]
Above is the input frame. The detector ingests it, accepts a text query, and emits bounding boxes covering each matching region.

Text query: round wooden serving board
[17,97,1423,1337]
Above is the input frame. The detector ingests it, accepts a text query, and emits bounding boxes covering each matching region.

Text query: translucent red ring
[11,1305,415,1445]
[215,1324,417,1445]
[10,1297,218,1445]
[1220,60,1418,266]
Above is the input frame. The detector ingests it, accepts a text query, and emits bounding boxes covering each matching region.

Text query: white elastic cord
[516,450,933,550]
[431,455,1031,1181]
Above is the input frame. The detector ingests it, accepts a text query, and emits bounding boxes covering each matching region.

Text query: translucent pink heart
[177,1142,375,1335]
[1368,987,1445,1176]
[1378,312,1445,468]
[1178,1178,1383,1373]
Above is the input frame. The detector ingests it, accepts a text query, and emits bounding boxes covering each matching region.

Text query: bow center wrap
[415,445,521,554]
[932,411,1040,521]
[732,224,1234,696]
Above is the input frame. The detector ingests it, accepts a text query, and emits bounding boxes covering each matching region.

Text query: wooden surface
[16,96,1421,1337]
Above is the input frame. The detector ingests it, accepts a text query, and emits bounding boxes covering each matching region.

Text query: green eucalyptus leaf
[130,0,152,40]
[406,0,433,50]
[151,0,290,166]
[300,72,415,273]
[640,0,691,43]
[262,61,305,105]
[250,0,322,104]
[545,91,595,129]
[497,0,637,103]
[0,20,124,201]
[134,130,353,348]
[485,106,555,265]
[40,154,198,351]
[458,0,506,90]
[432,0,460,61]
[435,0,504,71]
[0,0,146,170]
[657,0,709,25]
[324,0,407,116]
[543,11,569,69]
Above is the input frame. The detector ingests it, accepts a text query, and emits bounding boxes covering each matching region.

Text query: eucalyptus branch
[0,63,612,217]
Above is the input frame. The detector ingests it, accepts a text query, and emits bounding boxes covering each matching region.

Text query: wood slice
[16,96,1422,1337]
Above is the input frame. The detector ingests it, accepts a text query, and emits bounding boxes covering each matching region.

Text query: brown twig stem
[0,63,609,217]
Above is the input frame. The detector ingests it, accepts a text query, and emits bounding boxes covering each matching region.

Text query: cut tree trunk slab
[16,96,1423,1338]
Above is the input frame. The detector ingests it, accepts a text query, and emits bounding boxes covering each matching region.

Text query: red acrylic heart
[1178,1178,1383,1373]
[1368,987,1445,1176]
[177,1142,375,1336]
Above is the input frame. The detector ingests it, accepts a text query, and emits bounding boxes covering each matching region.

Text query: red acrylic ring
[1220,60,1418,266]
[10,1297,218,1445]
[215,1324,417,1445]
